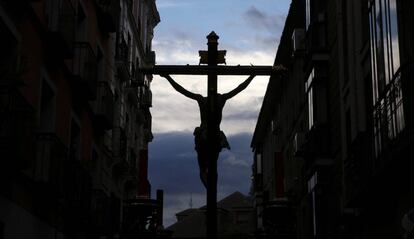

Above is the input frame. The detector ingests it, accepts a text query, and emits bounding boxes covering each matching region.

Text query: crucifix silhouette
[141,31,285,239]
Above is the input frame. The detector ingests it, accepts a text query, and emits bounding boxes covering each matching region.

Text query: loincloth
[193,127,230,151]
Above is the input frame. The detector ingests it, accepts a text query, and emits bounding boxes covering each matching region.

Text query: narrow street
[1,0,414,239]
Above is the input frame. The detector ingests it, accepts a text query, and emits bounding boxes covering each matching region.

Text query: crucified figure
[161,74,256,188]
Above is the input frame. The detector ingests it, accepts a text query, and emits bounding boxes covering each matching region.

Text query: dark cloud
[149,131,204,194]
[256,35,280,49]
[172,29,192,41]
[148,131,254,225]
[243,6,284,32]
[218,133,254,195]
[149,131,254,194]
[223,110,260,122]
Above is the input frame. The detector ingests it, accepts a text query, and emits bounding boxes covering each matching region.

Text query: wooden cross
[140,31,277,239]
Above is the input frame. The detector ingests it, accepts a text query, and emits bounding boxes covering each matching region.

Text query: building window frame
[75,0,88,42]
[69,114,82,161]
[306,69,315,130]
[38,69,56,132]
[369,0,404,159]
[306,0,311,30]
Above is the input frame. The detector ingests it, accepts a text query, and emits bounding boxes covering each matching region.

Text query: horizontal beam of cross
[138,65,276,76]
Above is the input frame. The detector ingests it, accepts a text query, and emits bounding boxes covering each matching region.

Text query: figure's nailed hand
[273,64,288,72]
[271,65,288,79]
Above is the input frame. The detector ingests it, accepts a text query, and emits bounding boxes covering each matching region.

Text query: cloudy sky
[148,0,290,227]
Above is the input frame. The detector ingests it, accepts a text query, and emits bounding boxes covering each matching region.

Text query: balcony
[125,62,145,89]
[95,0,119,34]
[304,125,329,156]
[129,72,145,88]
[145,51,156,66]
[262,200,295,239]
[112,126,127,160]
[90,190,111,232]
[0,84,34,172]
[3,0,40,3]
[1,0,40,15]
[34,133,67,192]
[254,173,263,191]
[145,109,153,127]
[72,42,98,100]
[343,132,372,206]
[45,0,75,59]
[305,14,327,56]
[144,128,153,143]
[126,87,139,107]
[372,70,405,169]
[62,158,92,228]
[122,198,163,238]
[299,124,333,176]
[140,86,152,108]
[92,81,114,130]
[115,39,130,82]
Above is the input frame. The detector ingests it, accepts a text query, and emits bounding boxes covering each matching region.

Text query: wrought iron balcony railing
[115,37,129,63]
[139,86,152,108]
[145,51,156,66]
[92,81,114,130]
[305,16,327,54]
[72,42,98,100]
[343,132,371,205]
[45,0,75,58]
[1,0,41,15]
[0,86,34,171]
[127,72,145,88]
[63,158,92,227]
[372,69,405,168]
[115,40,131,82]
[34,133,67,191]
[96,0,118,34]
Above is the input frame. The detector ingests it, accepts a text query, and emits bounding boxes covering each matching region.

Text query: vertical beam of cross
[206,31,218,239]
[138,31,278,239]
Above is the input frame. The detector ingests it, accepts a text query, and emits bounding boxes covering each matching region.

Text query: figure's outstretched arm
[223,75,256,100]
[161,74,201,101]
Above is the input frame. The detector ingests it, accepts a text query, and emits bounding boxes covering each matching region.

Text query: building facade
[251,0,414,238]
[0,0,159,238]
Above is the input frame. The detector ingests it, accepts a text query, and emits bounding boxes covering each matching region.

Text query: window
[369,0,404,158]
[274,152,284,198]
[104,130,112,151]
[308,172,318,237]
[97,46,105,82]
[306,69,315,130]
[34,79,56,182]
[306,0,311,30]
[345,110,352,154]
[69,118,81,161]
[127,33,132,62]
[76,2,87,41]
[128,148,136,167]
[0,18,19,79]
[256,154,262,174]
[39,80,55,132]
[91,147,98,170]
[119,94,125,128]
[369,0,400,95]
